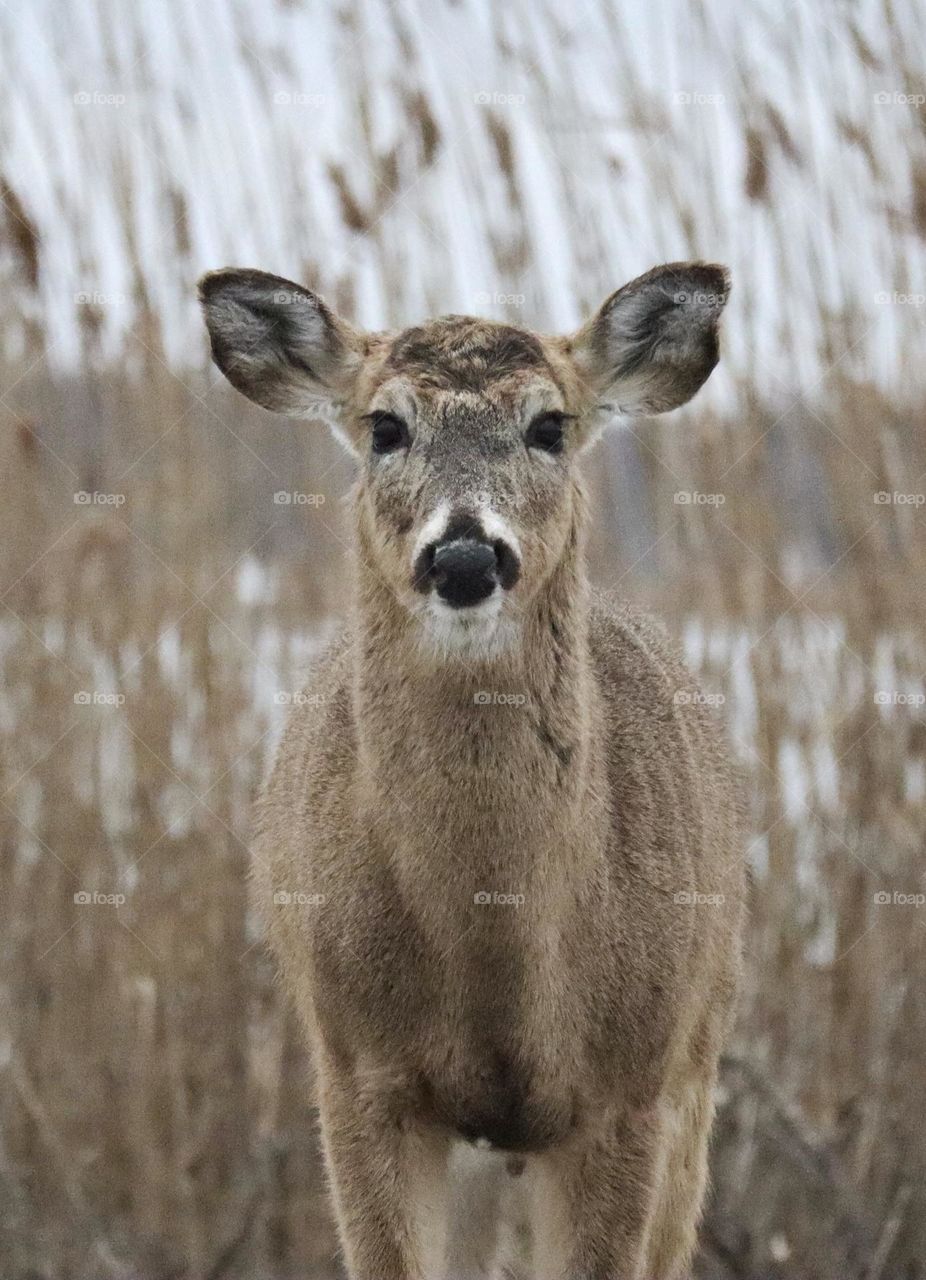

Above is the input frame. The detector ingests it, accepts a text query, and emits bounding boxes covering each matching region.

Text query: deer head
[199,262,728,657]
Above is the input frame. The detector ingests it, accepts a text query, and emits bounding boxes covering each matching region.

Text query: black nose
[430,539,499,608]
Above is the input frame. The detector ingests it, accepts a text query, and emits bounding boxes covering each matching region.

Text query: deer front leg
[531,1101,668,1280]
[316,1056,451,1280]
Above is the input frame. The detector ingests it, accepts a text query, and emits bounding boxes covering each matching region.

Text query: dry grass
[0,356,924,1278]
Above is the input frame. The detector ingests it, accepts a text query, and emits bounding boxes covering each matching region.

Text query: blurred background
[1,0,925,1276]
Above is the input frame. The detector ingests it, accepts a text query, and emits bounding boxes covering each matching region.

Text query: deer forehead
[361,316,569,413]
[389,315,551,377]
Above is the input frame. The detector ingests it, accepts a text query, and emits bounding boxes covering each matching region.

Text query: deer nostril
[411,542,436,594]
[492,539,521,591]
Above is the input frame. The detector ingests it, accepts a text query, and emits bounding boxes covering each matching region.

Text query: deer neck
[350,513,607,884]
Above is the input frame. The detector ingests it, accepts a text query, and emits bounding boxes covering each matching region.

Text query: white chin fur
[413,592,519,661]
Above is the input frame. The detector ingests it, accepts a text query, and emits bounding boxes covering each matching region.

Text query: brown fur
[199,262,745,1280]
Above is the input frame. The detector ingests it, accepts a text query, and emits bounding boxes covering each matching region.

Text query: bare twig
[865,1182,912,1280]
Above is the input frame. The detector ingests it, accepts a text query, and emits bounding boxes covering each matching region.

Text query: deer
[198,261,746,1280]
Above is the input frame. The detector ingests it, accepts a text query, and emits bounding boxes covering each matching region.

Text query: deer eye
[369,412,409,454]
[526,412,567,454]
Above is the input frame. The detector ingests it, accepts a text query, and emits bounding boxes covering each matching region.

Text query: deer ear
[571,262,730,417]
[198,269,364,420]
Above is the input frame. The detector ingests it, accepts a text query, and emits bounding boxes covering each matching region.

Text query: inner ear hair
[576,261,730,416]
[197,268,362,417]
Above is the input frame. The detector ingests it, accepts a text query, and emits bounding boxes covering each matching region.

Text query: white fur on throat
[413,592,521,661]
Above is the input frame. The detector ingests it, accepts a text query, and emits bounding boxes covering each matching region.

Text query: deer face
[347,317,589,657]
[199,263,728,657]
